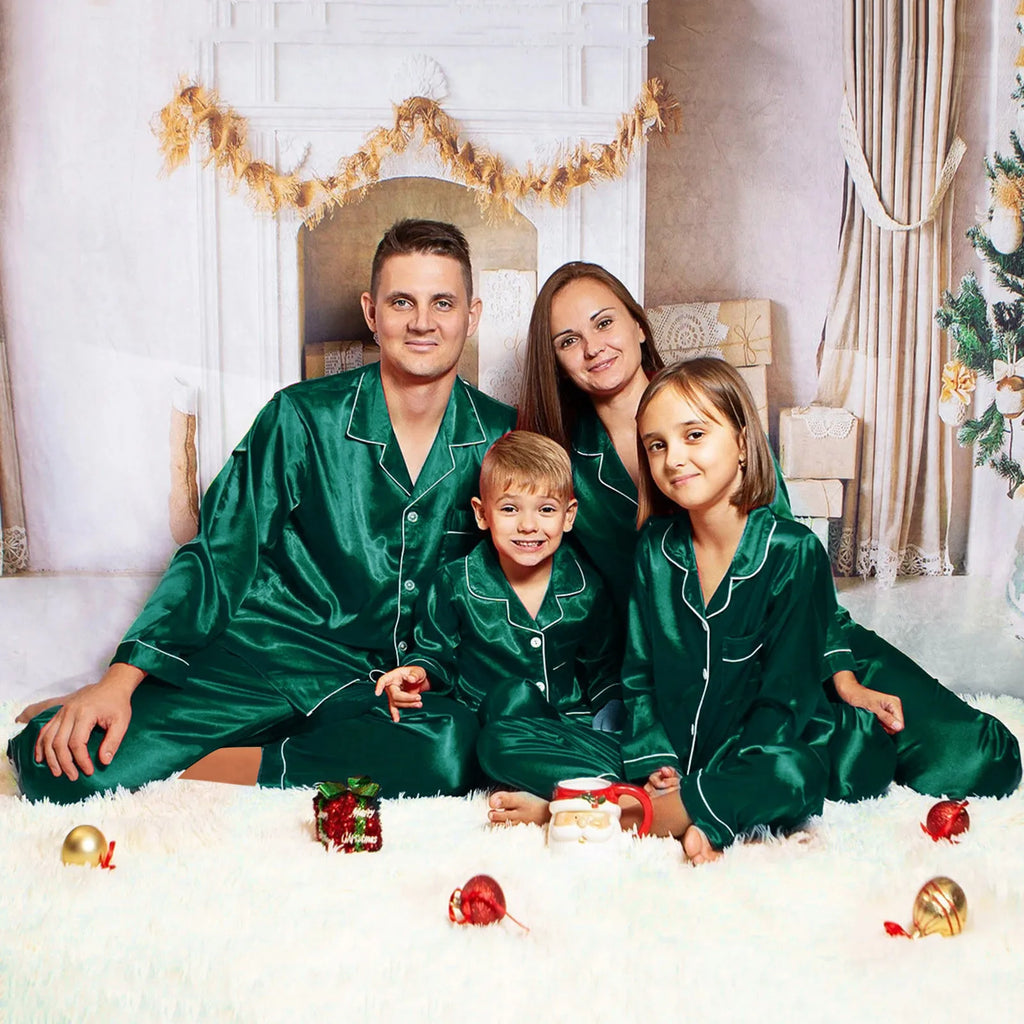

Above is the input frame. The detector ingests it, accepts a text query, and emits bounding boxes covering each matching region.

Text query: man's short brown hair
[370,219,474,300]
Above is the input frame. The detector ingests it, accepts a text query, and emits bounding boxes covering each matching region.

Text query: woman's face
[549,277,647,399]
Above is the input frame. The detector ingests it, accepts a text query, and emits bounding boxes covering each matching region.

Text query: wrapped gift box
[304,340,379,379]
[786,478,844,519]
[646,299,772,367]
[737,364,769,433]
[778,406,858,480]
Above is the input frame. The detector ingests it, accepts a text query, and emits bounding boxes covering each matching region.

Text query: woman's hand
[832,669,904,735]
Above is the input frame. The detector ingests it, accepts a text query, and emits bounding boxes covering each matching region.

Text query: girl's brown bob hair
[517,262,664,449]
[635,358,776,527]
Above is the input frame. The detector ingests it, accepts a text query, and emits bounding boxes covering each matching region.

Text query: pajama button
[530,637,542,648]
[398,641,408,652]
[702,668,708,680]
[407,511,419,523]
[404,580,416,591]
[535,681,544,690]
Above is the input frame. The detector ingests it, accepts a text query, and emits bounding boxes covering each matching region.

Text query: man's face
[361,252,481,386]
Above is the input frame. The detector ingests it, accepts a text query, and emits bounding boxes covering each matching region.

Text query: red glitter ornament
[313,778,382,853]
[920,799,970,843]
[448,874,529,932]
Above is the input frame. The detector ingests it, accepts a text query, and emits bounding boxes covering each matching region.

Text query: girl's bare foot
[488,790,550,826]
[682,824,721,866]
[15,695,66,723]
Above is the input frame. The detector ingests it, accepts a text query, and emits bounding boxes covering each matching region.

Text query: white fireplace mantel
[190,0,651,484]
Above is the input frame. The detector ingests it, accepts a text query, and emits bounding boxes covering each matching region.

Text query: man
[9,219,515,803]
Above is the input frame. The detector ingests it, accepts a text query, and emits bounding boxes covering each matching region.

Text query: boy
[375,431,626,820]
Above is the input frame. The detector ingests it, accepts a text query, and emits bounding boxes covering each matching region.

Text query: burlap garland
[155,79,679,223]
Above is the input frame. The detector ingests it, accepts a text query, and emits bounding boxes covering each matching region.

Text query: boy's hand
[374,665,430,723]
[645,765,680,797]
[832,669,904,734]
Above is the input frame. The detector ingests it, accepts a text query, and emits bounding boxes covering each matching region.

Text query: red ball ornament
[448,874,529,932]
[921,799,970,843]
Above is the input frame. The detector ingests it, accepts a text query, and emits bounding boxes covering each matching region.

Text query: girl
[507,262,1020,819]
[623,359,840,863]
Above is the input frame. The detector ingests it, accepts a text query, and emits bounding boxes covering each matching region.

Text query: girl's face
[638,384,746,516]
[549,277,647,399]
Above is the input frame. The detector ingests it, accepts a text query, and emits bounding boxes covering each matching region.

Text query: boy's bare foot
[16,695,66,723]
[682,824,721,866]
[488,790,550,826]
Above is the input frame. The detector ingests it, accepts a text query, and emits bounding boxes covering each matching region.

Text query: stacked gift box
[647,299,772,431]
[646,300,858,553]
[778,406,858,551]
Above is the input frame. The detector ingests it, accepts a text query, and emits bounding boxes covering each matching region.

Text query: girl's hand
[645,765,680,797]
[832,670,904,735]
[374,665,430,723]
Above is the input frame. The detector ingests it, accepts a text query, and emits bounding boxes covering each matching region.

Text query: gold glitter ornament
[885,876,967,939]
[60,825,110,868]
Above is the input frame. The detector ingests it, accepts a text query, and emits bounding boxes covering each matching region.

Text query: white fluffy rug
[2,696,1024,1024]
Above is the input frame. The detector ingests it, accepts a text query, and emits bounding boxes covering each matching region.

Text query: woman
[511,261,1020,809]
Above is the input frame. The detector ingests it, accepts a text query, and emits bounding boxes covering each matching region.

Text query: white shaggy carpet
[2,697,1024,1024]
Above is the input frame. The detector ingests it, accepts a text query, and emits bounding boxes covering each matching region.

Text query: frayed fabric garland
[154,78,680,223]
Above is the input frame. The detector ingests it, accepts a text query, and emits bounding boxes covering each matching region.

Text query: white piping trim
[572,447,638,507]
[123,639,189,666]
[695,769,735,839]
[823,647,853,658]
[304,676,365,717]
[623,751,678,767]
[722,642,763,664]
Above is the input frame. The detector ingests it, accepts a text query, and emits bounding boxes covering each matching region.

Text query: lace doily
[836,526,953,585]
[646,303,728,363]
[324,344,365,376]
[791,406,856,439]
[1,525,27,574]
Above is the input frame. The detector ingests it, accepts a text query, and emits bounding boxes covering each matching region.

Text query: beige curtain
[817,0,963,583]
[0,296,28,574]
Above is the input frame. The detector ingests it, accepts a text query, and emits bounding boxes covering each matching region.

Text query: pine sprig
[991,451,1024,497]
[958,402,1007,464]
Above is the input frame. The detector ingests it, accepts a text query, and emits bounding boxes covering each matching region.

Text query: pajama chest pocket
[442,507,480,561]
[721,630,764,665]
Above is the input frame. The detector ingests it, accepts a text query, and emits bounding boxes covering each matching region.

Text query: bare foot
[16,695,66,723]
[488,790,550,826]
[682,824,722,866]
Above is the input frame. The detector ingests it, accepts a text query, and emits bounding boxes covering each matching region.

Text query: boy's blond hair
[478,431,574,501]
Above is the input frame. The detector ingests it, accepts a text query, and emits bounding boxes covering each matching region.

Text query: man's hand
[33,663,145,780]
[832,669,904,735]
[374,665,430,723]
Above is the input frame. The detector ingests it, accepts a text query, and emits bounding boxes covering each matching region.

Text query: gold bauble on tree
[60,825,110,868]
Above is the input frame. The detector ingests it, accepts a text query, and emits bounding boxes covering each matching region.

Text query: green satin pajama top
[112,364,515,712]
[620,507,836,781]
[403,542,622,719]
[569,406,856,678]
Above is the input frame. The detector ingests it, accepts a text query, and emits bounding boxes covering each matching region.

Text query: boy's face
[471,482,578,571]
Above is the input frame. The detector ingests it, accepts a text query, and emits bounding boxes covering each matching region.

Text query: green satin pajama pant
[825,622,1022,802]
[8,647,480,805]
[476,682,624,797]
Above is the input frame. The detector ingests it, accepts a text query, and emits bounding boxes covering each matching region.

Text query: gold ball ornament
[996,375,1024,419]
[885,876,967,939]
[60,825,109,867]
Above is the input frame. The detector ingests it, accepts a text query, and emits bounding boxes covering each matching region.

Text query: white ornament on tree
[989,198,1024,254]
